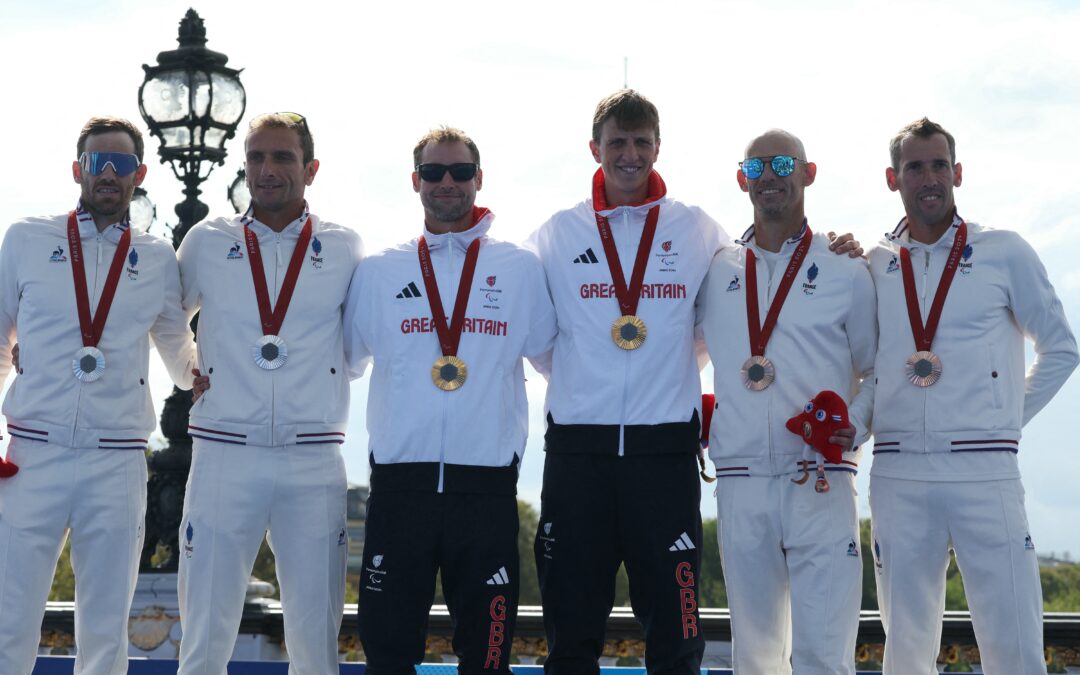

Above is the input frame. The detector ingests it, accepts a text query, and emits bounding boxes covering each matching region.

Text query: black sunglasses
[416,163,478,182]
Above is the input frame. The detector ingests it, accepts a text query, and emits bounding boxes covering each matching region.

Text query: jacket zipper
[271,232,281,442]
[921,247,930,451]
[764,249,775,471]
[70,231,104,446]
[437,234,455,492]
[618,208,630,457]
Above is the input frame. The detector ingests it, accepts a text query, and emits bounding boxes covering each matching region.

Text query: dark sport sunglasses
[416,163,478,182]
[739,155,803,180]
[78,152,141,177]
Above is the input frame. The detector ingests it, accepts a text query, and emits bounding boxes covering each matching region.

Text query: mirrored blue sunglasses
[739,155,802,180]
[79,152,141,177]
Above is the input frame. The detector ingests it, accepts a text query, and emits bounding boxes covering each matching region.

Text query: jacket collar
[887,210,964,249]
[240,201,312,236]
[74,201,130,244]
[591,168,668,217]
[736,219,809,252]
[422,206,493,251]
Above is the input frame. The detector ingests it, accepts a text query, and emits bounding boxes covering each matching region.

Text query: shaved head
[745,129,806,159]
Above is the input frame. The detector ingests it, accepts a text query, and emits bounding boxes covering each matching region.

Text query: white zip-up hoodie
[0,205,196,449]
[526,170,728,455]
[343,210,557,494]
[698,225,877,477]
[868,215,1078,481]
[178,206,364,447]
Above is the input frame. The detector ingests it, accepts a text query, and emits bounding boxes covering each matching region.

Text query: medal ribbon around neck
[744,225,813,359]
[243,218,312,337]
[899,219,967,353]
[594,206,659,320]
[418,235,481,390]
[67,210,131,349]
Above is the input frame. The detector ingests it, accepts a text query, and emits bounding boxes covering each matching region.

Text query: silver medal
[72,346,106,382]
[253,334,288,370]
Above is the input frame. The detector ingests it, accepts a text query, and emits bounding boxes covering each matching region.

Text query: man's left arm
[150,249,198,390]
[844,261,878,448]
[1008,234,1079,425]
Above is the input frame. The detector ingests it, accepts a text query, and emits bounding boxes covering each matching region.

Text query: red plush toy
[0,457,18,478]
[785,390,849,492]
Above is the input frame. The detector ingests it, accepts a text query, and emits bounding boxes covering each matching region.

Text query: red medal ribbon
[744,225,813,357]
[244,218,312,336]
[899,219,967,352]
[67,211,131,347]
[590,169,666,318]
[418,236,481,357]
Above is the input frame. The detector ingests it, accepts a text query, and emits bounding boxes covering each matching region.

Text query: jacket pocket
[986,343,1002,410]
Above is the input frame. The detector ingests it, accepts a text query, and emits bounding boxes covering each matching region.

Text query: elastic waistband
[369,458,519,495]
[6,418,148,450]
[544,410,700,456]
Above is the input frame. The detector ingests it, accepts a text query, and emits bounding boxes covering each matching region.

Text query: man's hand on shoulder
[827,232,864,258]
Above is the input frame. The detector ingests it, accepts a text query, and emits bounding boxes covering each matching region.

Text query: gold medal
[741,355,775,391]
[611,315,647,350]
[905,350,942,387]
[432,355,468,391]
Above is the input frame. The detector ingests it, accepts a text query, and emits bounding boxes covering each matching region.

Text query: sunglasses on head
[78,152,141,177]
[739,155,803,180]
[416,163,478,182]
[276,111,309,133]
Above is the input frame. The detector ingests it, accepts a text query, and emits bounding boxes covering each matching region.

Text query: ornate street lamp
[137,8,244,572]
[139,7,246,246]
[129,187,157,232]
[227,168,250,214]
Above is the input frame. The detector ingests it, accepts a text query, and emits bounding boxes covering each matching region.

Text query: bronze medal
[611,315,647,350]
[905,350,942,387]
[742,225,813,392]
[432,355,468,391]
[740,355,775,391]
[899,217,967,388]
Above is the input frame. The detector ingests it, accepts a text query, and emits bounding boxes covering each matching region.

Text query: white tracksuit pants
[716,473,862,675]
[0,439,147,675]
[869,476,1046,675]
[177,439,348,675]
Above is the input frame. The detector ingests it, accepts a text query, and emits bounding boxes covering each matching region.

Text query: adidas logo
[396,282,422,299]
[486,566,510,586]
[573,248,599,264]
[669,532,695,552]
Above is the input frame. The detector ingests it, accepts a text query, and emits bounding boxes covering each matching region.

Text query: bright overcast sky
[2,0,1079,557]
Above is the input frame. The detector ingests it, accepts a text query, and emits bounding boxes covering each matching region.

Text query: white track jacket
[527,170,727,452]
[0,206,196,449]
[698,225,877,477]
[343,211,557,491]
[868,215,1077,481]
[178,206,363,447]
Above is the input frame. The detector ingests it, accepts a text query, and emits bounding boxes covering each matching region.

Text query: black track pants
[358,490,520,675]
[535,453,704,675]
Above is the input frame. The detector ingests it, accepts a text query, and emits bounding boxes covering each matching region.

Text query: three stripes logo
[573,248,599,264]
[486,566,510,586]
[669,532,696,552]
[396,281,422,299]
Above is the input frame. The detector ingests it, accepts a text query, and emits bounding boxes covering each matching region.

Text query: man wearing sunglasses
[867,118,1077,675]
[175,112,364,674]
[697,129,876,674]
[344,126,556,675]
[0,116,199,673]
